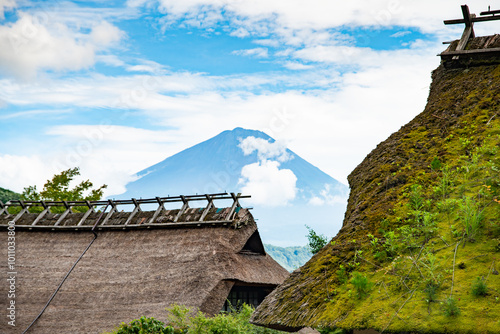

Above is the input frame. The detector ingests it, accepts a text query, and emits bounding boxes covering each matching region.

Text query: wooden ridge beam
[0,201,11,216]
[148,197,165,224]
[12,201,29,223]
[174,195,189,222]
[101,200,117,225]
[32,201,50,226]
[199,194,214,222]
[124,198,142,225]
[54,201,72,226]
[77,201,95,226]
[226,193,241,221]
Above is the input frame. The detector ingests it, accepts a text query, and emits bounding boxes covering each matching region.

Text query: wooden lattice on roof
[0,192,250,230]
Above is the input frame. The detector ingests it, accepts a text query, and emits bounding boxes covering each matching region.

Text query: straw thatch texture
[0,208,289,334]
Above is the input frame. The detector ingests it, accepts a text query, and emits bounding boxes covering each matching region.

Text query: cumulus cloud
[0,154,53,192]
[90,21,123,46]
[237,136,297,206]
[238,136,292,163]
[239,160,297,206]
[0,13,124,80]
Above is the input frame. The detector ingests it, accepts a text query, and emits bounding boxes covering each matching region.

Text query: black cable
[22,204,109,334]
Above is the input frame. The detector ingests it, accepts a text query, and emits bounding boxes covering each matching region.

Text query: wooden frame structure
[440,5,500,64]
[0,192,250,230]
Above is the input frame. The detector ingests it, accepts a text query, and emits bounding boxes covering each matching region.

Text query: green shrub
[443,296,460,317]
[471,277,488,297]
[105,304,285,334]
[459,196,484,240]
[105,316,176,334]
[424,282,439,303]
[350,272,372,299]
[336,264,349,284]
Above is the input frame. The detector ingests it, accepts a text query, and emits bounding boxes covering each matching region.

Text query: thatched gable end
[0,195,289,334]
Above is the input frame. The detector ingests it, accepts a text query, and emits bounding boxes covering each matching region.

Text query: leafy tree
[305,225,328,255]
[20,167,107,213]
[21,167,107,202]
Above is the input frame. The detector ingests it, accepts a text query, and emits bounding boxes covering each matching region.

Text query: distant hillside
[264,244,312,272]
[0,187,20,203]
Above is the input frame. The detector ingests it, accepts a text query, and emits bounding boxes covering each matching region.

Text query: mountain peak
[116,128,348,245]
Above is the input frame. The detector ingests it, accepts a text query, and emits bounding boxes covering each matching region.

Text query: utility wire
[22,204,109,334]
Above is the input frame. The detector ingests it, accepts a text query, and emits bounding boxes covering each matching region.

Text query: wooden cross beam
[480,6,500,16]
[444,5,476,51]
[444,5,500,52]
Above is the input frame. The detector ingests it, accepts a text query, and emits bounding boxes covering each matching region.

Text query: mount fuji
[115,127,348,246]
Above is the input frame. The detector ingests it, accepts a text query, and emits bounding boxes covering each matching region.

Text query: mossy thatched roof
[252,40,500,333]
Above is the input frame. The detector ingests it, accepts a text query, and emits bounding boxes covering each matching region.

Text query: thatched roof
[0,195,289,333]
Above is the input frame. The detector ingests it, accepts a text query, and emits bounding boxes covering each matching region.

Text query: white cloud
[0,154,53,193]
[0,0,455,198]
[96,54,126,67]
[391,30,411,38]
[238,136,292,163]
[0,37,438,185]
[282,61,313,70]
[0,152,138,198]
[0,108,72,120]
[253,38,280,47]
[0,124,184,196]
[308,183,348,206]
[232,47,269,58]
[145,0,500,49]
[90,21,124,46]
[0,0,16,19]
[0,12,124,80]
[239,160,297,206]
[125,59,167,74]
[230,27,250,38]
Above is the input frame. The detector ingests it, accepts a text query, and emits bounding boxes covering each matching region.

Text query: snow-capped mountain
[115,127,348,246]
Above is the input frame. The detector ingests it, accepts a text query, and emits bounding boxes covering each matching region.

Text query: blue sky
[0,0,499,199]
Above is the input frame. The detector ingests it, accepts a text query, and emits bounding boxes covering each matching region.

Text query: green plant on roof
[350,272,372,299]
[458,196,484,241]
[433,165,452,200]
[424,281,439,303]
[471,277,488,297]
[443,296,460,317]
[430,157,442,171]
